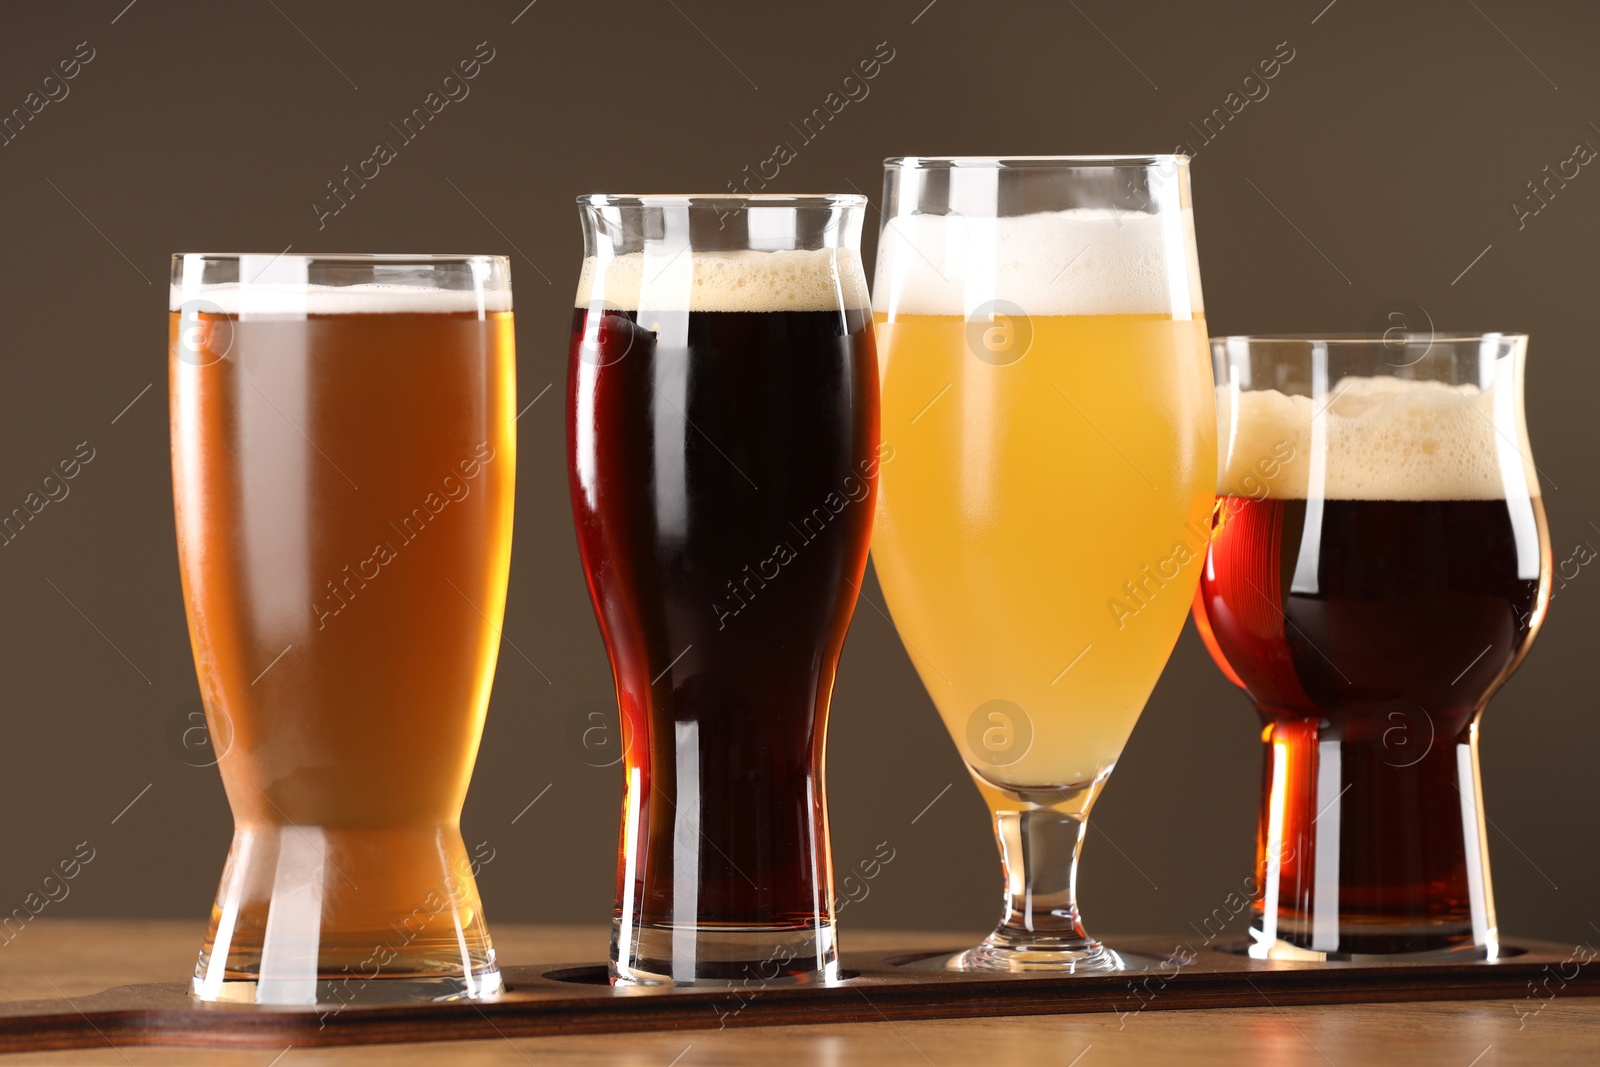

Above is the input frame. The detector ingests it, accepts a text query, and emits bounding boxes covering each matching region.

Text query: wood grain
[0,921,1594,1059]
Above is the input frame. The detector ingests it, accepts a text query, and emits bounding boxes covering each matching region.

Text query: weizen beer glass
[1195,334,1550,959]
[170,254,515,1003]
[872,157,1216,972]
[568,196,879,986]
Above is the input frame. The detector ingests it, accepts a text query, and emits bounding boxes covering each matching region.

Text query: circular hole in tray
[543,965,610,985]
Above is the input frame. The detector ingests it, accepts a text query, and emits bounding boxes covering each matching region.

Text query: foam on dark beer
[1218,378,1540,500]
[574,248,870,312]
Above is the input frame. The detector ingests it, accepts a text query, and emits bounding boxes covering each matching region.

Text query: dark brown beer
[567,265,878,982]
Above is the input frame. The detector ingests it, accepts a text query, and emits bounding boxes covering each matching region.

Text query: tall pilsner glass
[567,196,879,985]
[1194,334,1550,959]
[872,157,1214,972]
[170,254,515,1004]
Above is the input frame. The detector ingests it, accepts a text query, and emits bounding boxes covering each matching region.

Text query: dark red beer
[1196,493,1549,954]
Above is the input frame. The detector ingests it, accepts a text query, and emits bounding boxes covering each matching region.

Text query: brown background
[0,0,1594,953]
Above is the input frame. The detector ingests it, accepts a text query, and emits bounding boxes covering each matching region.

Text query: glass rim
[576,194,867,208]
[884,154,1189,170]
[172,252,509,265]
[1212,332,1528,345]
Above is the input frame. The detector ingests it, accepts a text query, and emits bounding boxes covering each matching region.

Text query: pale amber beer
[871,157,1214,971]
[169,254,515,1004]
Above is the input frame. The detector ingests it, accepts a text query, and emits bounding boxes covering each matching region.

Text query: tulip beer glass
[1194,334,1550,959]
[871,157,1215,972]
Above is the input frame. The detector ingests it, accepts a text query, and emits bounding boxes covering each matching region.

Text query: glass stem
[993,807,1092,945]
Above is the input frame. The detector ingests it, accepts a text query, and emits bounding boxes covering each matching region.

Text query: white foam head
[871,209,1201,318]
[575,248,869,312]
[169,282,510,315]
[1218,376,1539,500]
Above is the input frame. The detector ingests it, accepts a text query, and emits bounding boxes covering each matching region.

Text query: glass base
[1237,928,1502,962]
[192,824,498,1005]
[950,798,1141,976]
[902,938,1178,975]
[956,936,1126,973]
[960,940,1126,972]
[191,968,503,1007]
[611,920,838,987]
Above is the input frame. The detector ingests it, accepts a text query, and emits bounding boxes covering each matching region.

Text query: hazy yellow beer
[873,314,1214,784]
[871,157,1214,971]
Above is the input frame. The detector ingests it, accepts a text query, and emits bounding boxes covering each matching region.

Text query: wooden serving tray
[3,938,1593,1052]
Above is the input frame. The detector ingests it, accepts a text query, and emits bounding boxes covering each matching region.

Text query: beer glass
[567,196,879,985]
[872,157,1215,972]
[170,254,515,1004]
[1195,334,1550,959]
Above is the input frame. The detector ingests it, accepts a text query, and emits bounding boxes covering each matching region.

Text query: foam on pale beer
[575,248,870,312]
[1218,377,1538,501]
[168,283,512,315]
[871,209,1198,317]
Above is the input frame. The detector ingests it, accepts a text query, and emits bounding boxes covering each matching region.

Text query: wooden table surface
[0,920,1593,1065]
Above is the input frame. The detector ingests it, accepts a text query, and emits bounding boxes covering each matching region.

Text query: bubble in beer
[1215,377,1537,502]
[872,209,1196,318]
[574,248,870,313]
